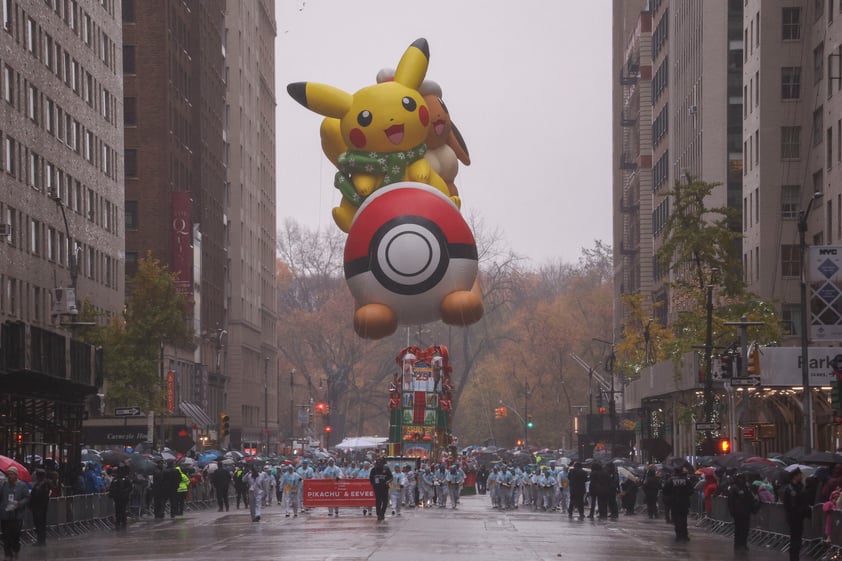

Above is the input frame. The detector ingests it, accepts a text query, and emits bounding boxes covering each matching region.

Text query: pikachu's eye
[357,110,372,127]
[402,97,417,112]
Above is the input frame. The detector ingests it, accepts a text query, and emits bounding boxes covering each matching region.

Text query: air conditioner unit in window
[0,223,10,237]
[51,287,78,316]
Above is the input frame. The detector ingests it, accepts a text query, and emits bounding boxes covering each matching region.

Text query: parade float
[388,346,454,460]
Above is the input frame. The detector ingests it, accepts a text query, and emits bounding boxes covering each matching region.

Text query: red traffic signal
[315,402,328,415]
[324,425,332,433]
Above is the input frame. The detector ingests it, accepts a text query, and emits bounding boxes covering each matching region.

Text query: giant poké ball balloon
[344,182,482,339]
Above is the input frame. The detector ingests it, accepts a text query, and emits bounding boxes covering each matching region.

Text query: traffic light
[315,402,327,415]
[494,407,502,419]
[516,439,523,447]
[718,438,731,454]
[220,414,230,437]
[598,406,607,414]
[526,415,534,429]
[324,425,332,434]
[718,354,733,379]
[747,345,760,376]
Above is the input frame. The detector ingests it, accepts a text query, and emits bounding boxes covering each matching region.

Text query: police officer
[662,465,694,541]
[369,458,393,522]
[567,461,588,519]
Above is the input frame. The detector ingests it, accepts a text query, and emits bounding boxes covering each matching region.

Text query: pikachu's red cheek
[419,106,429,127]
[350,128,367,148]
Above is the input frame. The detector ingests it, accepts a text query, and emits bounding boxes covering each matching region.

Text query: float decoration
[389,345,453,459]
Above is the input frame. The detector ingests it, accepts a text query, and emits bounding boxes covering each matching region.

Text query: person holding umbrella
[0,467,30,560]
[727,472,758,553]
[210,460,231,512]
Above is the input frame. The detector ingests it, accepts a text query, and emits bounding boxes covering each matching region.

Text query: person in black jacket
[369,457,393,522]
[727,473,758,553]
[161,460,182,519]
[588,462,609,519]
[605,463,620,518]
[108,465,134,530]
[662,465,694,541]
[29,469,53,545]
[568,462,588,519]
[642,468,661,519]
[782,468,810,561]
[211,461,231,512]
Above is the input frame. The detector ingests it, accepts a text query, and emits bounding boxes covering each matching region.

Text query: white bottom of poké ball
[344,182,481,333]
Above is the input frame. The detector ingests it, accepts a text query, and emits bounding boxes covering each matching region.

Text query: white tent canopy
[335,436,388,450]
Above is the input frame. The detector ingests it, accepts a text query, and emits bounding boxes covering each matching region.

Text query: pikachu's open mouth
[385,124,405,145]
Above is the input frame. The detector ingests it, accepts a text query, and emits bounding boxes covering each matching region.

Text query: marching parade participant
[420,465,436,508]
[435,463,449,508]
[403,465,417,508]
[488,465,501,509]
[322,458,343,517]
[390,464,406,515]
[281,465,301,518]
[297,459,315,513]
[446,464,464,509]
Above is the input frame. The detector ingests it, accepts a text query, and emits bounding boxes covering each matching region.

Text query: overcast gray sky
[275,0,612,265]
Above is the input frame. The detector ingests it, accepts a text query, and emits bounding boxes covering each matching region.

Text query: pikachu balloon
[287,39,483,340]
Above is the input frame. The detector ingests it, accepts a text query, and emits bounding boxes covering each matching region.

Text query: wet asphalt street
[12,496,790,561]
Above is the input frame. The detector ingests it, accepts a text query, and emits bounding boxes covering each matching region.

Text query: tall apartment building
[0,0,123,481]
[743,0,841,338]
[223,0,278,452]
[613,0,743,327]
[122,0,227,434]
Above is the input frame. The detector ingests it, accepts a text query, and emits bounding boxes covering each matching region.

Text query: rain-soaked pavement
[15,495,790,561]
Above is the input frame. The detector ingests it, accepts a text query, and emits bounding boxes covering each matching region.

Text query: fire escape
[619,53,641,294]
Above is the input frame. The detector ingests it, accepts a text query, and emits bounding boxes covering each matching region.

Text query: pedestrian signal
[747,345,760,376]
[718,438,731,454]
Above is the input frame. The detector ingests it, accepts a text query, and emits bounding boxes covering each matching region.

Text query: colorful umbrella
[0,455,31,483]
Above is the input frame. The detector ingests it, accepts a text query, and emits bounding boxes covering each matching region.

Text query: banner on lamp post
[166,370,175,413]
[809,246,842,341]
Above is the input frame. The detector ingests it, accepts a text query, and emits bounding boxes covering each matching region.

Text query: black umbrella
[710,452,751,469]
[126,453,158,476]
[100,449,131,465]
[784,447,806,461]
[802,451,842,465]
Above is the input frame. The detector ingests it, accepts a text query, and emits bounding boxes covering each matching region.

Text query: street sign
[695,422,721,431]
[742,426,757,440]
[114,406,142,417]
[730,377,761,387]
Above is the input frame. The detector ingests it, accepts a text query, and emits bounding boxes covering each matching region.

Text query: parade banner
[302,479,375,508]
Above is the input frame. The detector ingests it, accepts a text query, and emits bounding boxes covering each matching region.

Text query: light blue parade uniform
[558,466,570,512]
[420,467,435,507]
[445,467,464,509]
[281,468,301,517]
[500,467,514,510]
[356,462,373,516]
[296,461,315,511]
[435,466,448,508]
[322,460,342,516]
[487,468,500,508]
[391,467,406,515]
[521,467,532,507]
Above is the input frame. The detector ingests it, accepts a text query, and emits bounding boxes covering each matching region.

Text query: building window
[815,42,825,83]
[125,200,138,229]
[124,96,136,125]
[124,148,137,177]
[781,244,801,277]
[26,85,37,122]
[814,168,825,195]
[782,126,802,159]
[4,137,14,177]
[122,0,134,22]
[125,251,138,277]
[783,7,802,40]
[782,66,802,99]
[123,45,135,74]
[814,107,824,145]
[25,18,35,54]
[782,304,800,335]
[782,185,801,220]
[3,64,12,105]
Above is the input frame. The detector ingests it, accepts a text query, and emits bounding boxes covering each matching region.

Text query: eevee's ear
[449,122,471,166]
[394,38,429,91]
[287,82,352,119]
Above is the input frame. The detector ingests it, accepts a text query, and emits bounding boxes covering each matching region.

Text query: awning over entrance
[178,401,214,429]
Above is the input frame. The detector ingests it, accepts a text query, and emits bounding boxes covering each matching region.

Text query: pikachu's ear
[287,82,352,119]
[394,38,429,91]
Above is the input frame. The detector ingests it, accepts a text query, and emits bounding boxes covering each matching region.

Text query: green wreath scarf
[334,144,427,206]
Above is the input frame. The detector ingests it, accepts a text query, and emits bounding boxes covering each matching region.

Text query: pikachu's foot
[332,206,355,233]
[440,289,483,326]
[354,304,398,340]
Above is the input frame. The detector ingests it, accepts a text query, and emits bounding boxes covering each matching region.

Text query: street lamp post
[799,192,820,455]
